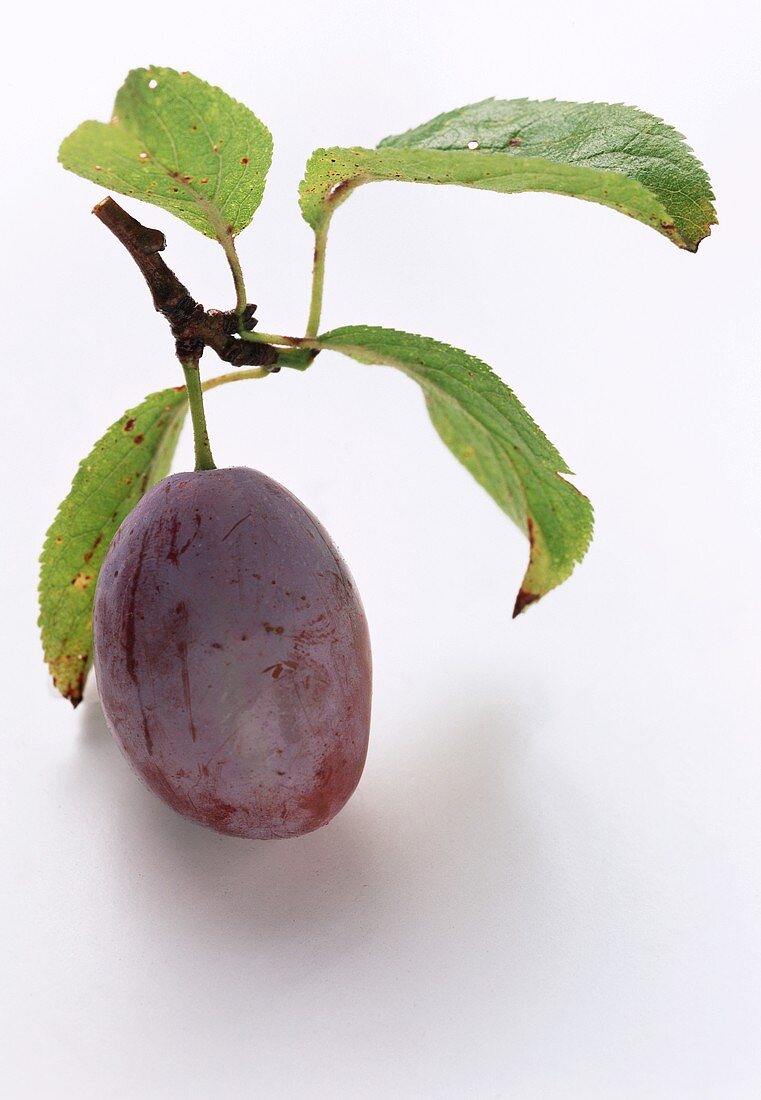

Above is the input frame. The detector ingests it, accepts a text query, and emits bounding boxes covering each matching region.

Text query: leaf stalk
[220,233,249,316]
[306,226,329,338]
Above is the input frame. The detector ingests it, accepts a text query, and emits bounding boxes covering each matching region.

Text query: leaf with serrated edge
[39,389,187,706]
[316,326,593,615]
[300,98,715,251]
[59,66,272,240]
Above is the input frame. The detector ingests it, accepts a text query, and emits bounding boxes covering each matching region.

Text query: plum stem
[181,357,217,471]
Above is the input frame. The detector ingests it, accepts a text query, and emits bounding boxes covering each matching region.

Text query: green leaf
[300,98,715,251]
[59,66,273,241]
[316,326,593,615]
[39,388,188,706]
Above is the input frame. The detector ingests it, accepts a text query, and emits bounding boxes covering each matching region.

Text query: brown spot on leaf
[327,179,355,204]
[82,534,103,564]
[133,434,145,445]
[124,417,136,432]
[71,572,93,591]
[241,157,249,165]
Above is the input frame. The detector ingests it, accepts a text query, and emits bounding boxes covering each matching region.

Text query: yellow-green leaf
[59,66,273,241]
[39,388,187,705]
[316,326,593,615]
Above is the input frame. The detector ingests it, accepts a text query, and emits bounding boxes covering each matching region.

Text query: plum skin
[93,467,372,839]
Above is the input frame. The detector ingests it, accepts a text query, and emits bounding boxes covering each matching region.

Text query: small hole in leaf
[94,165,102,171]
[467,140,480,150]
[148,78,158,90]
[138,151,149,160]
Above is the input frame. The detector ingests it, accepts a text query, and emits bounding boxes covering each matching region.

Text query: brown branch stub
[92,197,278,369]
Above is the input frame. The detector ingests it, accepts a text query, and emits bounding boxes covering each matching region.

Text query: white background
[2,1,760,1096]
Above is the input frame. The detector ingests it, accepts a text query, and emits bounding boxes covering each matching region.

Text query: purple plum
[93,467,372,839]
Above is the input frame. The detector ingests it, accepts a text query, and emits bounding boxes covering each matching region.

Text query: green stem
[305,226,329,338]
[181,357,217,471]
[219,232,248,316]
[202,366,270,391]
[239,329,316,348]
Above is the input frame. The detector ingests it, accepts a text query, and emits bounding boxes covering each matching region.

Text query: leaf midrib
[325,339,538,524]
[121,89,237,243]
[310,145,681,242]
[322,335,564,468]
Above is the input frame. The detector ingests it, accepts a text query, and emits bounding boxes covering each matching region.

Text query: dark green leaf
[300,98,715,250]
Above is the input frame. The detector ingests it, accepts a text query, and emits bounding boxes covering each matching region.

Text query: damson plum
[92,467,372,839]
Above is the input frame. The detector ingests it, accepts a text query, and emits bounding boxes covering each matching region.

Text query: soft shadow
[64,689,539,967]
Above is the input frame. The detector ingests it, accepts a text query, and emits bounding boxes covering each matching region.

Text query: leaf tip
[54,668,85,708]
[512,588,540,618]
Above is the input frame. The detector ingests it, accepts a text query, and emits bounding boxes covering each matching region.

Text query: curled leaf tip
[512,589,540,618]
[55,669,84,708]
